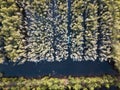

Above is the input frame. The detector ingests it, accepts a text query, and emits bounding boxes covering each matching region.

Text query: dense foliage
[0,75,120,90]
[0,0,25,63]
[109,0,120,71]
[0,0,120,70]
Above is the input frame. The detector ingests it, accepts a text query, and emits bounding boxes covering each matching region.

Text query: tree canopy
[0,0,120,71]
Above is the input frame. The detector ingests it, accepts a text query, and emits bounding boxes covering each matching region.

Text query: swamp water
[0,59,118,77]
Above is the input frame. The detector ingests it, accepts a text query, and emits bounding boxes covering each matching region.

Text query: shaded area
[95,86,119,90]
[0,59,118,77]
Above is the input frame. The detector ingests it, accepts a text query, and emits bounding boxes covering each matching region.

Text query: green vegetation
[110,0,120,72]
[0,75,120,90]
[0,0,25,62]
[0,0,120,73]
[0,1,120,89]
[0,0,119,63]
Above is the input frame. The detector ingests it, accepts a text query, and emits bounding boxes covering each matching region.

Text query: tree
[19,0,69,62]
[108,0,120,71]
[71,0,98,61]
[0,0,25,63]
[0,0,119,65]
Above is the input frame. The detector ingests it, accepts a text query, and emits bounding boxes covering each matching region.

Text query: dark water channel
[95,86,119,90]
[0,59,119,90]
[0,59,118,77]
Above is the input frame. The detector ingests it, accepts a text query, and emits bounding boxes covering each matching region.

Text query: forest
[0,0,120,71]
[0,0,120,90]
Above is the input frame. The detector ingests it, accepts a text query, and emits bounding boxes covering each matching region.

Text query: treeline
[0,0,120,70]
[0,0,25,63]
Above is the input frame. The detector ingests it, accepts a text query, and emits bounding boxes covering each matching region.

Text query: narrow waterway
[0,59,118,77]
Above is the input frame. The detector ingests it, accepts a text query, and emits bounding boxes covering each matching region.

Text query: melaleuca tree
[0,0,117,63]
[48,0,68,61]
[0,0,25,63]
[71,0,98,61]
[70,0,112,61]
[0,3,4,63]
[96,0,112,61]
[70,0,83,60]
[17,0,69,62]
[81,0,98,61]
[54,0,68,61]
[20,0,53,62]
[85,0,98,61]
[15,0,113,62]
[29,0,55,61]
[108,0,120,71]
[15,0,34,63]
